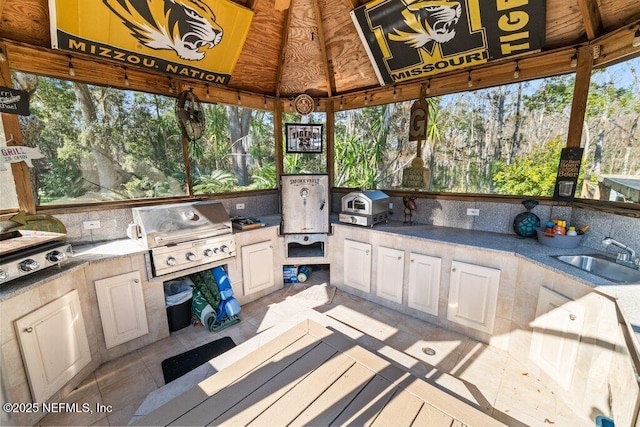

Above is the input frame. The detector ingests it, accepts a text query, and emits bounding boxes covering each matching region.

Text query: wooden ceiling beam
[275,0,295,98]
[312,0,334,97]
[577,0,603,40]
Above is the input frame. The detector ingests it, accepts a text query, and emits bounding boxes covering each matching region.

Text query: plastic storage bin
[536,228,583,249]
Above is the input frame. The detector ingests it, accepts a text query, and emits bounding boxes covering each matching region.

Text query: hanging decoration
[402,92,430,189]
[0,86,30,116]
[49,0,254,86]
[351,0,546,85]
[293,94,315,115]
[285,123,323,153]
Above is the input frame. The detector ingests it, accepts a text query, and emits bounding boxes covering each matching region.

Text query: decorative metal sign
[409,98,428,142]
[0,145,45,171]
[0,87,30,116]
[351,0,546,85]
[294,94,315,115]
[49,0,254,86]
[553,147,583,201]
[285,123,323,153]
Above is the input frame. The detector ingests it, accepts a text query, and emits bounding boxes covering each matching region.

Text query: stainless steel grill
[0,230,72,284]
[127,201,236,277]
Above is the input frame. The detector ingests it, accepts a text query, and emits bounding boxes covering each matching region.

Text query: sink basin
[553,254,640,283]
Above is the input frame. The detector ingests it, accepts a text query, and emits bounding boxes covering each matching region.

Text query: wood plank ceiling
[1,0,640,105]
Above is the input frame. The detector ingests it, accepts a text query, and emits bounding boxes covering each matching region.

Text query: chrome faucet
[602,237,640,269]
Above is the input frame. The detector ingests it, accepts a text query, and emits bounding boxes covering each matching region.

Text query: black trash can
[164,280,193,332]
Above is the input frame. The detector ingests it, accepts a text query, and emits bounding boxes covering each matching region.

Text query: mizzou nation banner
[48,0,254,86]
[351,0,546,85]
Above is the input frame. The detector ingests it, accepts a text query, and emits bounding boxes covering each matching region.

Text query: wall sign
[553,147,584,201]
[409,99,428,142]
[0,146,45,171]
[0,87,30,116]
[48,0,254,86]
[351,0,546,85]
[285,123,323,153]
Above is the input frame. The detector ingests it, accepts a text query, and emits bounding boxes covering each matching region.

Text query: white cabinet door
[242,240,275,295]
[529,286,585,390]
[344,239,372,293]
[447,261,500,334]
[376,246,404,303]
[15,290,91,403]
[95,270,149,349]
[408,253,442,316]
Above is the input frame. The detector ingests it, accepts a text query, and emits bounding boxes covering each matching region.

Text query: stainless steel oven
[339,190,390,227]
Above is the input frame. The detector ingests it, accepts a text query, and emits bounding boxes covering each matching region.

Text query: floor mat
[161,337,236,384]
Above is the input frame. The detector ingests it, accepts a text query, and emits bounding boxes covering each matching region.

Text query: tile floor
[38,268,590,426]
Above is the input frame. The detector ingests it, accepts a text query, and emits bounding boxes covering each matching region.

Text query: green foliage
[249,163,277,189]
[492,138,565,196]
[192,169,237,193]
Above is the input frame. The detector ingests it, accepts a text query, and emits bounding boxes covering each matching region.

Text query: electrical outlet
[236,203,245,210]
[83,220,101,229]
[467,208,480,216]
[389,202,393,209]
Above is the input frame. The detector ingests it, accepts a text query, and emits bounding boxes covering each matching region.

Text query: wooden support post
[566,45,594,148]
[326,101,335,189]
[0,42,36,213]
[275,100,284,183]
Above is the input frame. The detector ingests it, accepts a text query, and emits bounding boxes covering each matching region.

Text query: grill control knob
[213,247,220,254]
[0,270,8,281]
[350,216,357,224]
[220,245,229,253]
[166,257,177,266]
[186,252,196,261]
[46,250,66,263]
[203,249,213,257]
[19,259,39,272]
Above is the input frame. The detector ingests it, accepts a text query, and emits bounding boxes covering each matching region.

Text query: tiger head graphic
[103,0,223,61]
[389,0,461,50]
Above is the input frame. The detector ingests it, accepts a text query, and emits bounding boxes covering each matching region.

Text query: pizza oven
[339,190,390,227]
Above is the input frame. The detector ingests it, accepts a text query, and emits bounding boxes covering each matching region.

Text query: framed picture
[285,123,323,153]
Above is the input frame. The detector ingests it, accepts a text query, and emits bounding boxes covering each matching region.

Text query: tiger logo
[389,0,461,50]
[103,0,224,61]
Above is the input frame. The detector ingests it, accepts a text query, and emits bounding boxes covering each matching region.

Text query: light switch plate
[467,208,480,216]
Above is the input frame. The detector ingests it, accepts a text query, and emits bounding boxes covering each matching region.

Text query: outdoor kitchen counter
[2,215,637,343]
[332,218,640,354]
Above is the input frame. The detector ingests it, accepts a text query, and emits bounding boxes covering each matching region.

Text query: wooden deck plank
[212,342,338,426]
[370,387,424,427]
[170,336,327,426]
[290,362,377,426]
[137,319,505,427]
[412,402,455,427]
[400,375,502,427]
[329,374,398,426]
[134,322,312,426]
[248,353,356,426]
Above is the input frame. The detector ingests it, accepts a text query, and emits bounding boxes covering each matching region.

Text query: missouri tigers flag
[351,0,546,85]
[48,0,254,86]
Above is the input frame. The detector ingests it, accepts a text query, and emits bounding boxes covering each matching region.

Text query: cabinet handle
[25,327,33,333]
[569,314,576,321]
[397,256,402,260]
[134,279,139,283]
[366,250,370,255]
[452,268,456,272]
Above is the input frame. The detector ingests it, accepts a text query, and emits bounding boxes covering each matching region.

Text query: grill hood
[128,201,232,249]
